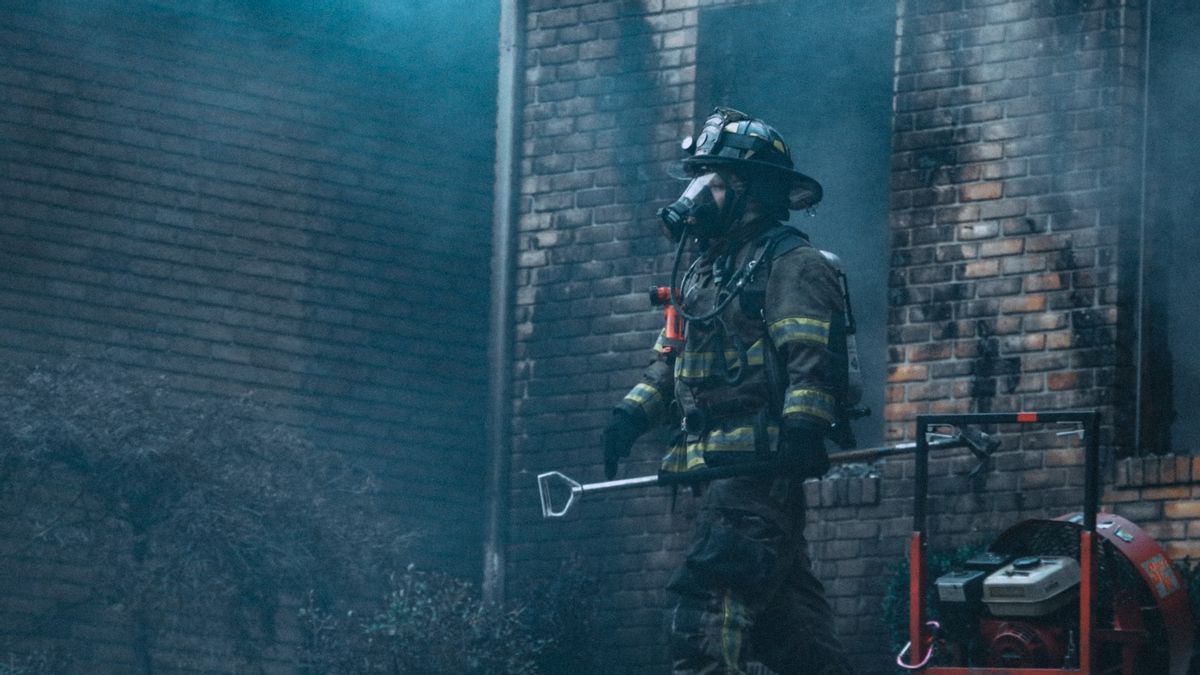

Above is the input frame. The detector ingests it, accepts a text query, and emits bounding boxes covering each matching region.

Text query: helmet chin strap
[703,174,748,243]
[712,182,758,247]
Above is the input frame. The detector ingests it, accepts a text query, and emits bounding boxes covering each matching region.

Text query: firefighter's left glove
[780,418,830,479]
[603,409,647,480]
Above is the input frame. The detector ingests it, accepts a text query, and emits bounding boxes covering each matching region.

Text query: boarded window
[1138,0,1200,455]
[695,1,895,446]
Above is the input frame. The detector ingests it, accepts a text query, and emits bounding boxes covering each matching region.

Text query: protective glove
[779,418,830,479]
[603,409,646,479]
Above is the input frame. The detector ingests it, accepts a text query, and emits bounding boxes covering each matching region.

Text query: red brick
[1165,542,1200,561]
[1165,501,1200,519]
[1046,330,1073,349]
[1024,313,1067,331]
[960,181,1003,201]
[961,259,1002,278]
[1025,273,1067,291]
[909,342,953,361]
[979,238,1024,257]
[885,402,925,422]
[888,364,930,383]
[1002,254,1047,274]
[957,221,999,240]
[1143,486,1191,501]
[1047,372,1079,391]
[1000,294,1047,313]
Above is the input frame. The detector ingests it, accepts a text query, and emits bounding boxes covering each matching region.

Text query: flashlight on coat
[649,287,685,354]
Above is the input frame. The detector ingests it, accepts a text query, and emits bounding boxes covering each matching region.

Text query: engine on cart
[930,514,1193,673]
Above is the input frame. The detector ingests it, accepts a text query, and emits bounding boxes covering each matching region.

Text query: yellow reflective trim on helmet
[773,139,786,153]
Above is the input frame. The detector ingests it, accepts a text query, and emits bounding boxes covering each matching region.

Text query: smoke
[1144,0,1200,452]
[0,0,500,580]
[696,0,898,445]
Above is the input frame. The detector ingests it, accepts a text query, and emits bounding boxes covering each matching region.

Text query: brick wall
[507,1,1183,674]
[0,1,495,670]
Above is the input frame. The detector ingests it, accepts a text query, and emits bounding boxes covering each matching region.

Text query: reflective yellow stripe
[783,388,837,423]
[674,339,764,380]
[660,441,706,473]
[658,423,780,474]
[653,329,672,354]
[623,383,659,406]
[768,316,830,348]
[721,591,746,675]
[623,382,664,420]
[704,425,755,452]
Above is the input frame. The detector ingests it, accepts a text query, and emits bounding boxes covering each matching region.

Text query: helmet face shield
[657,172,738,241]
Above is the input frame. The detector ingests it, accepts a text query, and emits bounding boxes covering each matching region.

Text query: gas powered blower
[902,411,1194,675]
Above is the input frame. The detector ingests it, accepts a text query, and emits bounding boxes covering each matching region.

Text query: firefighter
[603,108,854,675]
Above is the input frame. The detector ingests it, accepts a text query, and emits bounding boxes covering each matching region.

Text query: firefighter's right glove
[603,409,647,479]
[780,418,830,479]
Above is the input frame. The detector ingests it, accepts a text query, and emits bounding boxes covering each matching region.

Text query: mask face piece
[657,172,735,241]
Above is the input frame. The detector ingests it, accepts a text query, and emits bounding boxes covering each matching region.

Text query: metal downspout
[1133,0,1153,453]
[483,0,523,605]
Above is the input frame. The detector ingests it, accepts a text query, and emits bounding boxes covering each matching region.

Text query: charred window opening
[694,1,894,446]
[1138,0,1200,455]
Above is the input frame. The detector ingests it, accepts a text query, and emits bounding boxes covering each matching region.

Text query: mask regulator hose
[665,222,757,325]
[663,223,750,385]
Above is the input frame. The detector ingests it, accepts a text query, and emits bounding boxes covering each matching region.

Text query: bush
[881,545,984,658]
[299,559,600,675]
[0,358,600,674]
[0,648,67,675]
[0,359,404,672]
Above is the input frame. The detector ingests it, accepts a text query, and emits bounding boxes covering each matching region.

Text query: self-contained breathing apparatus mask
[657,171,747,242]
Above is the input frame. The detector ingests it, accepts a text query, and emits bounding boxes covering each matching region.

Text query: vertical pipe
[1084,411,1101,533]
[483,0,524,605]
[909,417,929,666]
[1133,0,1153,453]
[913,416,929,535]
[1081,411,1101,672]
[907,532,926,667]
[1080,529,1095,674]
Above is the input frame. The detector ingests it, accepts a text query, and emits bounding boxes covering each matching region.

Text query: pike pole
[538,428,998,518]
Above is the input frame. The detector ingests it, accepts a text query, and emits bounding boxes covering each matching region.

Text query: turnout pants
[668,475,853,675]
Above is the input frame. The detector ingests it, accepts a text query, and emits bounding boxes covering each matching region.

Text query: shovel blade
[537,471,582,518]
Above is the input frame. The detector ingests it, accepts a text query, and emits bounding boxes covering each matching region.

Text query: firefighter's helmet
[670,107,823,210]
